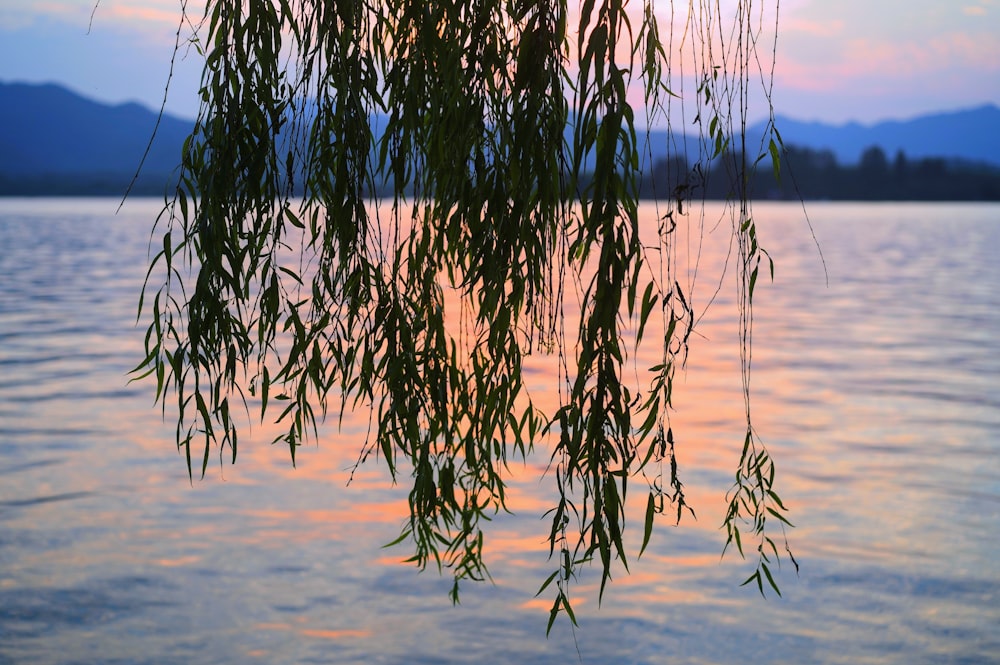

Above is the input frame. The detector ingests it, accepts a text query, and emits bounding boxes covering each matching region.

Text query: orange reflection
[254,622,371,640]
[154,555,201,567]
[300,628,371,640]
[125,200,806,583]
[518,596,589,612]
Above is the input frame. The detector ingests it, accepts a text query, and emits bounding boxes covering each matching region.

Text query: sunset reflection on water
[1,198,998,664]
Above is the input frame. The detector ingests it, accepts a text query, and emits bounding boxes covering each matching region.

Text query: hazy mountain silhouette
[640,105,1000,169]
[751,105,1000,166]
[0,81,193,195]
[1,80,997,195]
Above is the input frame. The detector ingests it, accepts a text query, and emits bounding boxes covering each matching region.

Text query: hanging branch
[134,0,795,627]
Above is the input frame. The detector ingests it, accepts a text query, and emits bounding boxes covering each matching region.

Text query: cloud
[1,1,99,29]
[105,5,180,25]
[783,16,845,38]
[777,27,1000,93]
[962,0,993,16]
[1,1,202,35]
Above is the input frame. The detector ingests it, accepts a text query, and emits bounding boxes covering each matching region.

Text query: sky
[0,0,997,125]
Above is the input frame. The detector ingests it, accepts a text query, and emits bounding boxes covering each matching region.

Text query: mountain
[638,105,1000,169]
[0,81,194,195]
[1,80,997,196]
[755,105,1000,166]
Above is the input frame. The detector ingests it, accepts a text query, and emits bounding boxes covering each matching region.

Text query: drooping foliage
[135,0,794,628]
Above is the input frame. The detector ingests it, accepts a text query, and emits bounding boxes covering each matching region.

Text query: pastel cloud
[2,0,997,124]
[105,5,183,25]
[962,0,993,16]
[782,16,845,38]
[0,2,77,29]
[778,28,1000,90]
[0,1,202,33]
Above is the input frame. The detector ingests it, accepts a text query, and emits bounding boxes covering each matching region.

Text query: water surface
[1,198,998,664]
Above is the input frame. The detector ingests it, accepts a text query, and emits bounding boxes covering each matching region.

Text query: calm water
[1,198,998,664]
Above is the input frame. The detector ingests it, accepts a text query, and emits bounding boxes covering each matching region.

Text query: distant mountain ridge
[758,105,1000,166]
[0,81,193,195]
[1,80,997,196]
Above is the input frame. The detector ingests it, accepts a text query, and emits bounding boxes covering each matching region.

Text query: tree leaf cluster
[134,0,795,627]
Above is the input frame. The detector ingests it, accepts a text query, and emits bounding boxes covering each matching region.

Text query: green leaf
[636,280,657,346]
[640,492,656,556]
[766,506,795,527]
[562,593,578,626]
[741,570,761,591]
[546,597,560,637]
[260,365,270,417]
[761,562,781,596]
[536,570,560,598]
[769,137,781,182]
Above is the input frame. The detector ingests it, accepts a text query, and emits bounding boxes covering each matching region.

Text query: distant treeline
[4,144,998,201]
[640,145,1000,201]
[0,172,177,197]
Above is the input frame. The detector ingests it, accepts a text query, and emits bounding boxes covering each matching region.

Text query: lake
[1,198,998,664]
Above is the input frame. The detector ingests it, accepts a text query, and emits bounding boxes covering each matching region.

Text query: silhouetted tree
[135,0,794,628]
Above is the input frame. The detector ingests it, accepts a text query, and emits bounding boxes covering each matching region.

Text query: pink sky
[0,0,997,124]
